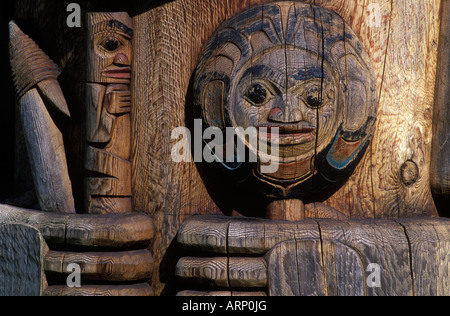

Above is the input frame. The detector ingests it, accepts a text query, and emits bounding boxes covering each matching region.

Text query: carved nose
[268,96,302,123]
[113,53,130,66]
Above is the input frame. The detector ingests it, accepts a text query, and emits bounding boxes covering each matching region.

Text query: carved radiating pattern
[194,2,378,202]
[9,22,60,100]
[85,13,133,214]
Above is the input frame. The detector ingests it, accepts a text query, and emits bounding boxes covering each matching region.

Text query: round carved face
[231,48,341,166]
[194,1,377,199]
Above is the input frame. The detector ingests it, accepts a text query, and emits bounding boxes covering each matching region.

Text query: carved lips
[257,124,316,146]
[103,65,132,79]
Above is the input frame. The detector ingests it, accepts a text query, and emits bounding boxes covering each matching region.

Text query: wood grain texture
[0,224,48,296]
[43,283,153,296]
[430,0,450,216]
[85,12,133,214]
[8,0,445,295]
[396,218,450,296]
[45,249,153,282]
[266,200,305,222]
[175,215,450,296]
[129,1,442,292]
[0,204,153,248]
[266,239,366,296]
[19,89,75,213]
[318,219,413,296]
[325,0,441,218]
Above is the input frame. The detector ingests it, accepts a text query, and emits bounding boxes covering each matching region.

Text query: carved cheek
[235,99,268,128]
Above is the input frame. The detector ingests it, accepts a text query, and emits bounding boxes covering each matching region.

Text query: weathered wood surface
[9,21,70,116]
[267,239,366,296]
[0,224,48,296]
[9,21,75,214]
[266,200,305,222]
[0,204,153,248]
[0,204,154,295]
[193,2,378,207]
[45,249,153,282]
[18,89,76,214]
[176,216,450,296]
[129,0,442,292]
[8,0,445,294]
[43,283,154,296]
[430,0,450,217]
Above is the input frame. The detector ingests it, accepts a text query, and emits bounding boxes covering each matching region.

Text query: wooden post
[430,0,450,216]
[85,13,133,214]
[265,199,305,221]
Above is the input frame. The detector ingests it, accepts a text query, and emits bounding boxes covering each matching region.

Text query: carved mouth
[103,66,132,79]
[257,124,316,145]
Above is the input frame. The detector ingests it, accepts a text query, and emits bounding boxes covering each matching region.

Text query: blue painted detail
[327,135,367,170]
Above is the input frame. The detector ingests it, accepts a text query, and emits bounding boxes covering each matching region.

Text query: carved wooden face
[232,48,341,163]
[194,2,378,200]
[87,13,133,84]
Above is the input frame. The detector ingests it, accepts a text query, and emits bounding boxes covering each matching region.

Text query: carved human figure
[194,2,378,219]
[85,12,133,214]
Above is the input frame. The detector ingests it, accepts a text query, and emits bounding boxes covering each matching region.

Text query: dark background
[0,0,16,198]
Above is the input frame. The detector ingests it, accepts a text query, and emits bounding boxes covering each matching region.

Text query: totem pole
[85,12,133,214]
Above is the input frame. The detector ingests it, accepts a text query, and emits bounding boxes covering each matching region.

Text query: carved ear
[330,40,378,140]
[322,36,377,173]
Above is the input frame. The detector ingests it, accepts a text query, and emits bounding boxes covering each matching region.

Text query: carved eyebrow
[239,64,323,89]
[239,65,288,89]
[291,65,323,81]
[107,19,134,38]
[92,19,134,39]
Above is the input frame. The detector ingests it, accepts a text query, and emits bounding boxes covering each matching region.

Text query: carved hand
[105,84,132,114]
[175,215,450,296]
[0,205,154,296]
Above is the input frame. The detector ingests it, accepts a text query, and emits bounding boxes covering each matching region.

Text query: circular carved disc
[193,2,378,202]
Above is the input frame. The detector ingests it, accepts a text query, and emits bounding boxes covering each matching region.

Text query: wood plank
[319,219,412,296]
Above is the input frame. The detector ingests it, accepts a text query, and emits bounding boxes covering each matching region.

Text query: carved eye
[99,36,123,52]
[301,84,325,109]
[306,95,323,108]
[245,83,269,106]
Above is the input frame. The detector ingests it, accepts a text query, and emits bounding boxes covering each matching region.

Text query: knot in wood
[401,160,419,186]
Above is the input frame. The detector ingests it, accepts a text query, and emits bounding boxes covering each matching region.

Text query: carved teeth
[9,21,70,117]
